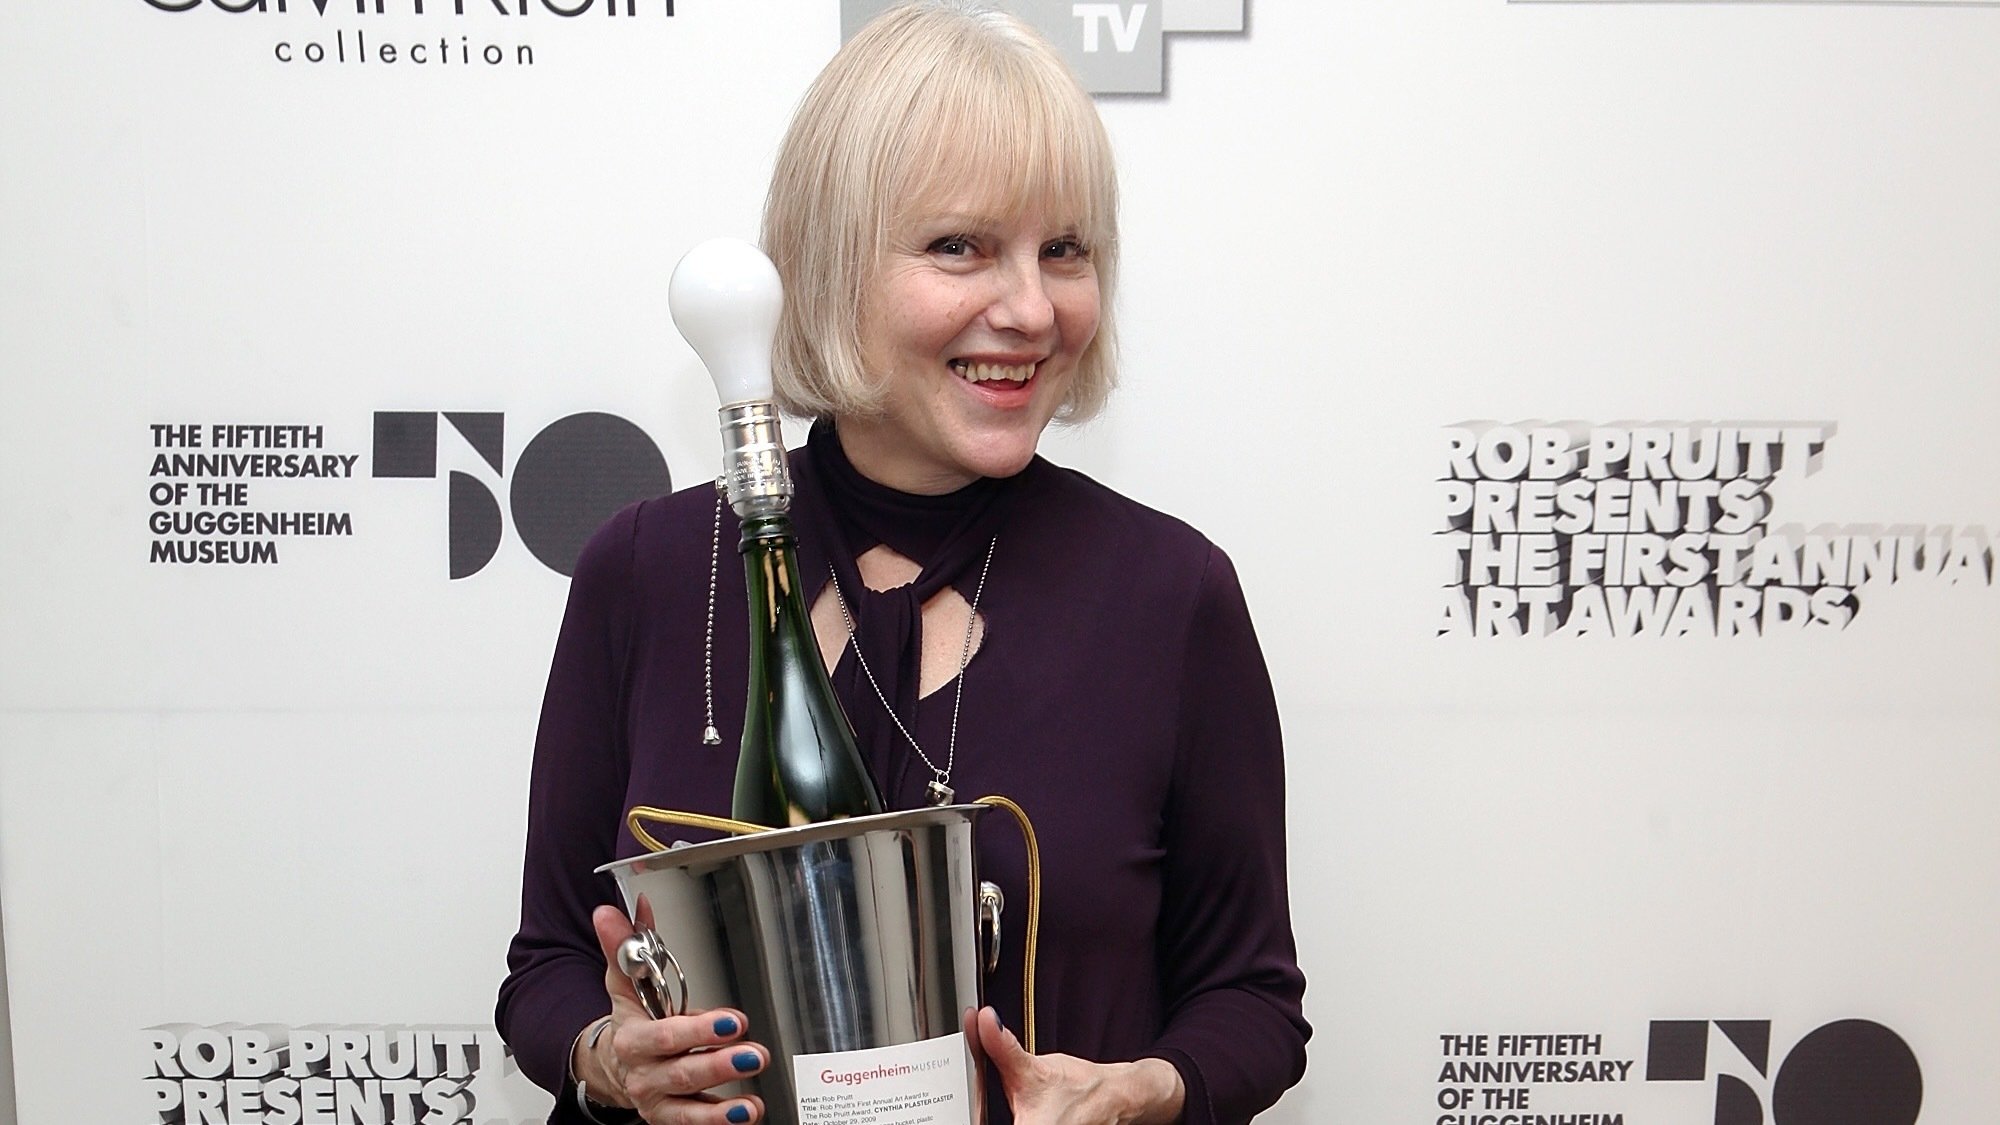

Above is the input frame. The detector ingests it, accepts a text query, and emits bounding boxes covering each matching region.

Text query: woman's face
[837,195,1100,495]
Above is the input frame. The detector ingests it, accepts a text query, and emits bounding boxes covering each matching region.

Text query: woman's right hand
[577,905,769,1125]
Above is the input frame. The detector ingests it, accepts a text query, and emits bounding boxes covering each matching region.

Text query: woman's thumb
[976,1007,1033,1085]
[592,905,645,1008]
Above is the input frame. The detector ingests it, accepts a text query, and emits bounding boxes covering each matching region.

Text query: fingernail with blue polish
[713,1016,740,1037]
[726,1105,752,1124]
[732,1051,761,1074]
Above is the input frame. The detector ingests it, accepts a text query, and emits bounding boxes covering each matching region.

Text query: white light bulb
[669,237,784,406]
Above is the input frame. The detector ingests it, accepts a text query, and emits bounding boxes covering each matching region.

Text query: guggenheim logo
[1647,1018,1922,1125]
[373,410,670,579]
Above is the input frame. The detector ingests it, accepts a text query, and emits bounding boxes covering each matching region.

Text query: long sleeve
[496,503,645,1106]
[1145,545,1311,1125]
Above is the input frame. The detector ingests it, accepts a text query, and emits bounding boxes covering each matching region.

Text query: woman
[496,4,1308,1124]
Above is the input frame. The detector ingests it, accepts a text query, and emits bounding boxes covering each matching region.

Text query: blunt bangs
[882,33,1116,262]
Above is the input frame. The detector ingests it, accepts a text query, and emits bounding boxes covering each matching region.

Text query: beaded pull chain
[701,482,724,746]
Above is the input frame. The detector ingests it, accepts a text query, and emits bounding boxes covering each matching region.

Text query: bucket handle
[977,882,1005,974]
[618,798,1043,1054]
[615,929,689,1021]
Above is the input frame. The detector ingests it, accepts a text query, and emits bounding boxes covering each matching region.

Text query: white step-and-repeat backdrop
[3,2,1997,1124]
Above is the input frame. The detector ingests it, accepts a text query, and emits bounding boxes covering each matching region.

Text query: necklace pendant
[925,779,955,806]
[702,725,721,746]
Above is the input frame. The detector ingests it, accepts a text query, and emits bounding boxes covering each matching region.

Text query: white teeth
[954,362,1034,384]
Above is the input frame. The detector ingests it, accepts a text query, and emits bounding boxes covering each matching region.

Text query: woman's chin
[951,402,1064,479]
[957,435,1044,481]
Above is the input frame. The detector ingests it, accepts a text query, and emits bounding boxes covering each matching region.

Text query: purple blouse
[497,426,1309,1124]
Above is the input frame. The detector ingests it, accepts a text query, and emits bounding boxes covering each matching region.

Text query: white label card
[791,1031,974,1125]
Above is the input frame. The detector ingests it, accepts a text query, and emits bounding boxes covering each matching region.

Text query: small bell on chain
[925,777,955,806]
[702,725,721,746]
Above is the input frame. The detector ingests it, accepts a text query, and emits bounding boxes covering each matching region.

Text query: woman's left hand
[974,1008,1185,1125]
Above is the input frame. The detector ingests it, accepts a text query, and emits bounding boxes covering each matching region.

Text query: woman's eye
[1043,238,1088,260]
[928,236,971,256]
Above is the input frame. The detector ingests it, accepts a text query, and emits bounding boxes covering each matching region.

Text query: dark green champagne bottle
[730,513,885,827]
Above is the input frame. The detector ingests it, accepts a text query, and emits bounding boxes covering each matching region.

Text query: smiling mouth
[948,359,1036,384]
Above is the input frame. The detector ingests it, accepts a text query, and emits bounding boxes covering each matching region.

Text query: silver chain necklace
[827,536,997,806]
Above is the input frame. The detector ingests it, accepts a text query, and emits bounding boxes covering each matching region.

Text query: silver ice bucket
[600,805,1006,1125]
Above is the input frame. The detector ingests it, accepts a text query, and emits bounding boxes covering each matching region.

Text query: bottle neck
[738,513,794,549]
[740,514,809,641]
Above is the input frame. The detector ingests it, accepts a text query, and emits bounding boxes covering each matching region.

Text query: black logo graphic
[139,0,675,74]
[1648,1018,1922,1125]
[142,0,673,16]
[373,410,670,578]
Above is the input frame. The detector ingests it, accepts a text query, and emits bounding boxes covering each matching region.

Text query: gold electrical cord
[626,806,765,850]
[974,794,1041,1055]
[620,799,1044,1055]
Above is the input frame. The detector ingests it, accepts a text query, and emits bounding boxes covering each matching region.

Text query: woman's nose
[984,257,1057,336]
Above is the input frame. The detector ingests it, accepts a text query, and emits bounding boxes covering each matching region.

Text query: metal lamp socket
[718,401,791,520]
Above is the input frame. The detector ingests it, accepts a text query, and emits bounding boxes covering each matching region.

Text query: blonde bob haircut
[762,0,1120,423]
